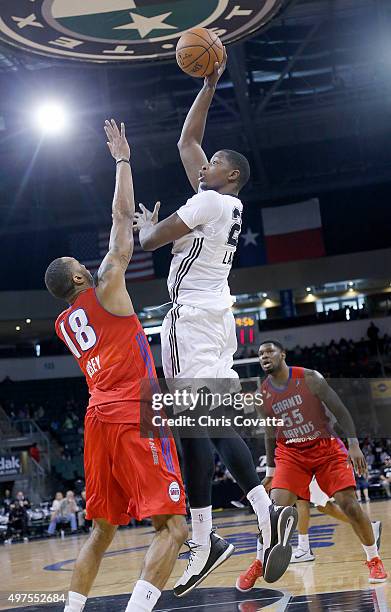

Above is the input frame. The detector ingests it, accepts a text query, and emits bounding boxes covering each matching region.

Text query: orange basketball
[176,28,224,78]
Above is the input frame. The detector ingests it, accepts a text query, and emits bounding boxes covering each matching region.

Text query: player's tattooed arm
[103,119,134,266]
[178,47,227,192]
[95,120,135,316]
[305,369,367,476]
[134,205,191,251]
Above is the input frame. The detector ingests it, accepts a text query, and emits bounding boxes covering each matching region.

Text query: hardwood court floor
[0,500,390,611]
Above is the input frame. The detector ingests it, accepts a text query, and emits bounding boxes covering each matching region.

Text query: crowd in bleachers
[0,487,89,544]
[237,325,391,378]
[356,439,391,501]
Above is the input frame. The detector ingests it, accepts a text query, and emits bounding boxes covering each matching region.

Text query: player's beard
[262,361,278,374]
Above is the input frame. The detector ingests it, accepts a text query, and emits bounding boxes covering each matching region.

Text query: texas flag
[261,198,325,264]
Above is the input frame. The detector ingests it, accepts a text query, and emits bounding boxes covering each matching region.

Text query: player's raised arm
[178,47,227,192]
[95,119,135,315]
[305,370,367,476]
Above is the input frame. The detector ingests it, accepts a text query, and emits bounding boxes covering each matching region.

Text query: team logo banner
[0,0,286,63]
[0,453,22,477]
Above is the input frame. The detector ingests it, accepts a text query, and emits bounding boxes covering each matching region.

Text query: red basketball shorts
[84,412,186,525]
[272,438,356,500]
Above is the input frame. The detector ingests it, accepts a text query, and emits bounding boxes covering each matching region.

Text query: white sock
[247,485,272,550]
[125,580,161,612]
[362,543,379,561]
[247,485,271,526]
[298,534,310,551]
[64,591,87,612]
[256,537,264,562]
[190,506,212,546]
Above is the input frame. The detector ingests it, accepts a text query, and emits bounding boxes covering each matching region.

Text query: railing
[0,405,19,437]
[12,419,51,472]
[28,457,46,503]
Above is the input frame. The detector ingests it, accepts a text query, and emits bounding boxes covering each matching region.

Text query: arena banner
[0,453,22,478]
[0,0,288,63]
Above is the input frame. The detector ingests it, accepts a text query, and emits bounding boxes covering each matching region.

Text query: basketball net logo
[146,591,152,601]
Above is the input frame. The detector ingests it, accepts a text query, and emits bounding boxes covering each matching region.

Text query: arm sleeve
[177,191,223,229]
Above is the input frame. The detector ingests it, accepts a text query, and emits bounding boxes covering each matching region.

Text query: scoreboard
[235,313,258,346]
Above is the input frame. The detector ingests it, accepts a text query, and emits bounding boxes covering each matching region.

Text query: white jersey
[167,189,243,311]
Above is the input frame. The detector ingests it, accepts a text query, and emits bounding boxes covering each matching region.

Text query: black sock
[180,436,215,507]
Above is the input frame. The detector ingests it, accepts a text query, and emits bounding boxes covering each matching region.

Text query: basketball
[176,28,224,78]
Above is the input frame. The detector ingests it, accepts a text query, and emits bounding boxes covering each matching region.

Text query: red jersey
[261,366,336,449]
[55,288,158,421]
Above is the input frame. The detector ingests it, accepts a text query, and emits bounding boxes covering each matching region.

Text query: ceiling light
[34,101,68,135]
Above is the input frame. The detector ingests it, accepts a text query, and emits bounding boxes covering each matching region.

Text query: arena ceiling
[0,0,390,233]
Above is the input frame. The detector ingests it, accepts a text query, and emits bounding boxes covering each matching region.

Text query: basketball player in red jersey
[236,340,388,590]
[44,120,187,612]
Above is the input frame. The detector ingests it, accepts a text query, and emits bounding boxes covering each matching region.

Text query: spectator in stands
[50,419,60,432]
[328,341,339,357]
[293,345,302,357]
[367,321,380,354]
[14,491,30,509]
[17,406,28,420]
[50,491,64,516]
[380,457,391,498]
[1,489,12,512]
[364,450,375,468]
[5,500,29,543]
[29,442,40,463]
[33,405,45,422]
[77,489,91,533]
[64,415,75,430]
[47,490,78,535]
[214,461,229,482]
[356,475,370,503]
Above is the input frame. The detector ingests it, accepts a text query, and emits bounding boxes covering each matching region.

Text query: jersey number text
[60,308,97,358]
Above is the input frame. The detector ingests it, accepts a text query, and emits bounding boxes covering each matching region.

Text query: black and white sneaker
[262,504,298,583]
[174,531,235,597]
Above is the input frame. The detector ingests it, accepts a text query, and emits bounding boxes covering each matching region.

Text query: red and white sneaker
[366,557,388,583]
[236,559,263,592]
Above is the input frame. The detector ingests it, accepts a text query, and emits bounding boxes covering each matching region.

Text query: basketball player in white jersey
[134,48,298,596]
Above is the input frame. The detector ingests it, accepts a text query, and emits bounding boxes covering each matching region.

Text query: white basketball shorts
[161,304,240,394]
